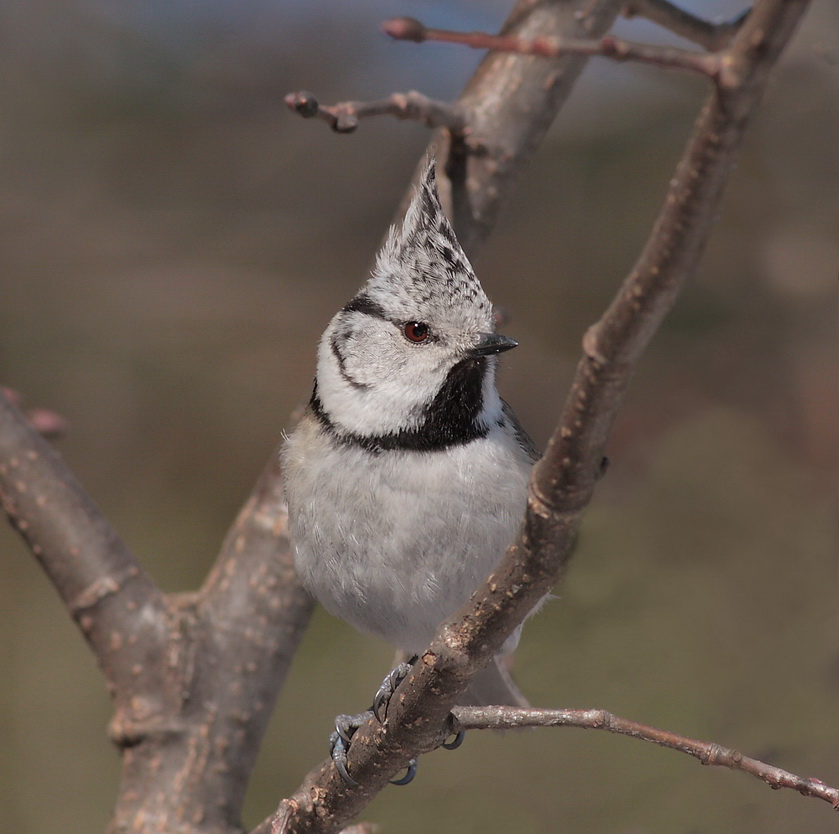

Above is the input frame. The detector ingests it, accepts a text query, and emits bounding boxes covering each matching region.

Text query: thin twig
[622,0,748,52]
[453,706,839,809]
[383,16,720,80]
[284,90,466,134]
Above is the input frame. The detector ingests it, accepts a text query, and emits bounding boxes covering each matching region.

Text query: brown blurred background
[1,1,837,832]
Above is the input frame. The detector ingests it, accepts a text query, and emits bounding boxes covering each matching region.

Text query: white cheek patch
[318,319,452,437]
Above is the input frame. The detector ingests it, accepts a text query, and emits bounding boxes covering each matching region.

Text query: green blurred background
[1,1,837,832]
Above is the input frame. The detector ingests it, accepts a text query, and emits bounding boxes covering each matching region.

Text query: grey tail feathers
[460,656,530,708]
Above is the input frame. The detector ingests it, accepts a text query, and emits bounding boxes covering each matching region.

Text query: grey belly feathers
[282,405,532,656]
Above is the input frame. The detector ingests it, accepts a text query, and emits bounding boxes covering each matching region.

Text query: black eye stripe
[342,294,387,319]
[341,296,436,345]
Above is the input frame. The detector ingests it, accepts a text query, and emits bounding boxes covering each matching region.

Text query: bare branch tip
[382,17,427,43]
[284,91,320,118]
[26,408,69,439]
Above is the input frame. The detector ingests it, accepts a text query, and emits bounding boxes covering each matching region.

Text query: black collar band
[310,356,489,454]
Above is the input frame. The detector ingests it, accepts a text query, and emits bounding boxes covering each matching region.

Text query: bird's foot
[329,711,371,788]
[329,660,418,787]
[328,657,464,787]
[329,711,418,787]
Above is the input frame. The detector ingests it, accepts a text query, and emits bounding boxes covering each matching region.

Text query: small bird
[282,159,537,729]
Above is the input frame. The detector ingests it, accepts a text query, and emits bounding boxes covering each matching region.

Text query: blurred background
[0,1,836,832]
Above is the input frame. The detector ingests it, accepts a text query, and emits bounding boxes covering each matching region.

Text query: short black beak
[467,332,518,357]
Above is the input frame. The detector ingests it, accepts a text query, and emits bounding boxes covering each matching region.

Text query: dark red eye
[403,321,429,343]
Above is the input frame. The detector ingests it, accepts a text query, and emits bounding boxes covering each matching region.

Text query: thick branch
[284,90,465,134]
[0,390,168,693]
[425,0,625,257]
[453,706,839,809]
[622,0,748,52]
[105,446,315,833]
[273,0,811,831]
[384,16,720,80]
[196,451,315,806]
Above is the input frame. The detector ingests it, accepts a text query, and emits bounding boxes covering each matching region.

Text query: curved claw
[335,721,353,746]
[334,710,372,745]
[372,689,389,724]
[329,731,360,788]
[441,729,465,750]
[373,661,413,723]
[389,757,418,786]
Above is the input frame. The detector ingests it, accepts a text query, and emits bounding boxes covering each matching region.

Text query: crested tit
[282,159,537,707]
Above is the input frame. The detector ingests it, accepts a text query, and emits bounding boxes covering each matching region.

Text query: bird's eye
[403,321,430,343]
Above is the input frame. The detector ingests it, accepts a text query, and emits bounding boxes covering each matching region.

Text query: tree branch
[0,389,168,694]
[273,0,812,830]
[3,0,815,829]
[622,0,748,52]
[383,16,721,80]
[452,706,839,809]
[416,0,626,258]
[105,447,315,833]
[6,0,625,829]
[284,90,466,134]
[289,0,628,258]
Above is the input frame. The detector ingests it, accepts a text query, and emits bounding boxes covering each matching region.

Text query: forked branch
[0,0,817,830]
[622,0,748,51]
[287,11,731,141]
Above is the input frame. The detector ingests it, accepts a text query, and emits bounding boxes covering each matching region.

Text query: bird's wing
[501,399,540,464]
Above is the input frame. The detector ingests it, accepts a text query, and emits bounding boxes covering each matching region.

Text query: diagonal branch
[452,706,839,809]
[622,0,749,52]
[271,0,812,831]
[383,16,721,81]
[0,390,168,692]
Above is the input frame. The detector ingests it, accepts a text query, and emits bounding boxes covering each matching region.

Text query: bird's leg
[374,658,465,749]
[372,659,414,722]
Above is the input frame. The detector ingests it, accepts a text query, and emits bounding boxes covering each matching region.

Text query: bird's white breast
[282,413,531,654]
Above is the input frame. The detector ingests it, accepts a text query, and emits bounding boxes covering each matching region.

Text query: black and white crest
[363,159,493,334]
